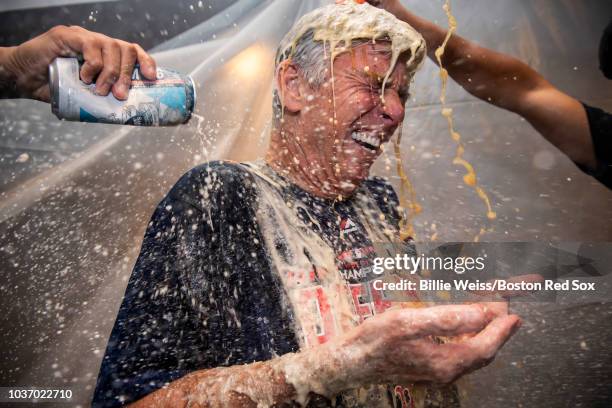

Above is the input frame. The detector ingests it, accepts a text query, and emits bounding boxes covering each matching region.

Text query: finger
[422,315,519,384]
[133,44,157,80]
[32,86,51,103]
[48,25,84,56]
[436,302,508,342]
[464,314,521,365]
[429,315,521,383]
[480,301,508,318]
[51,26,103,83]
[95,40,121,96]
[398,304,494,338]
[111,43,137,100]
[79,42,104,84]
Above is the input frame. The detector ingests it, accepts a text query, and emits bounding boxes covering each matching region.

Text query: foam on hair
[276,1,426,94]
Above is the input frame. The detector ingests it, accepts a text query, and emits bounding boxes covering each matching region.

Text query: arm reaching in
[129,304,521,407]
[371,0,597,171]
[0,25,156,101]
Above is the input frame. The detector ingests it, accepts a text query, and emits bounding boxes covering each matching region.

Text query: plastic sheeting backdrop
[0,0,611,406]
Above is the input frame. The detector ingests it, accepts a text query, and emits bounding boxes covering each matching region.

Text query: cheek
[347,91,378,119]
[305,94,334,118]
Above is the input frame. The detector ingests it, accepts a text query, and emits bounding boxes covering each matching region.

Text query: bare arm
[375,0,596,170]
[128,303,519,407]
[0,25,157,102]
[128,345,342,408]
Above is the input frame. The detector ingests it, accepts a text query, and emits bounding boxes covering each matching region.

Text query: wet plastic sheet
[0,0,611,406]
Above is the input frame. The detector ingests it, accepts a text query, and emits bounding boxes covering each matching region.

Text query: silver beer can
[49,57,196,126]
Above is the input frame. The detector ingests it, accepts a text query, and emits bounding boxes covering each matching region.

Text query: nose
[380,89,405,128]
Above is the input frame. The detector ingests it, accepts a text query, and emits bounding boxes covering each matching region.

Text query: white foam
[277,1,426,96]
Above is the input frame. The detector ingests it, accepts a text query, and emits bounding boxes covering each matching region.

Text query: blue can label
[51,58,195,127]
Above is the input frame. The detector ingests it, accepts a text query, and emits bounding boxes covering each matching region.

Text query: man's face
[296,42,410,196]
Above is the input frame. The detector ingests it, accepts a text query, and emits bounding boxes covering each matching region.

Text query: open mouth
[351,131,382,151]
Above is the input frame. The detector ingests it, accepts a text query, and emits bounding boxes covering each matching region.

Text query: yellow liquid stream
[394,127,421,241]
[435,0,497,226]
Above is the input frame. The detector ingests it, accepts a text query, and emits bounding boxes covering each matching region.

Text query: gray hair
[272,30,399,123]
[272,29,328,123]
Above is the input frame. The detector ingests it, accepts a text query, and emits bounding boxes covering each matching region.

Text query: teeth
[351,131,381,149]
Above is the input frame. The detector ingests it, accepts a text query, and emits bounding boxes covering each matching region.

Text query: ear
[276,59,303,113]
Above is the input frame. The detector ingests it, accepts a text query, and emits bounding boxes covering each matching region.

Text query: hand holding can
[49,57,195,126]
[0,25,157,102]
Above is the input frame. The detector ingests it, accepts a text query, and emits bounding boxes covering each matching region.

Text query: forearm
[128,362,294,408]
[0,47,20,99]
[386,2,596,168]
[388,3,545,111]
[128,342,359,408]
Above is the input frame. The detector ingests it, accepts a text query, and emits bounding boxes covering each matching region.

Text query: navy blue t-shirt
[92,161,458,407]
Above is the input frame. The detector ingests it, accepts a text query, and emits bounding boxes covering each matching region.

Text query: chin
[337,165,372,195]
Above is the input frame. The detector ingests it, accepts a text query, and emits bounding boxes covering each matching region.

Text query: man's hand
[331,303,521,387]
[127,303,520,407]
[0,25,156,102]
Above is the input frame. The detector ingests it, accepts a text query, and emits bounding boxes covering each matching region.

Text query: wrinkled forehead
[334,40,411,76]
[349,40,393,57]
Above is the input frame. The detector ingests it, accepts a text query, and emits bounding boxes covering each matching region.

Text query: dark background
[0,0,237,49]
